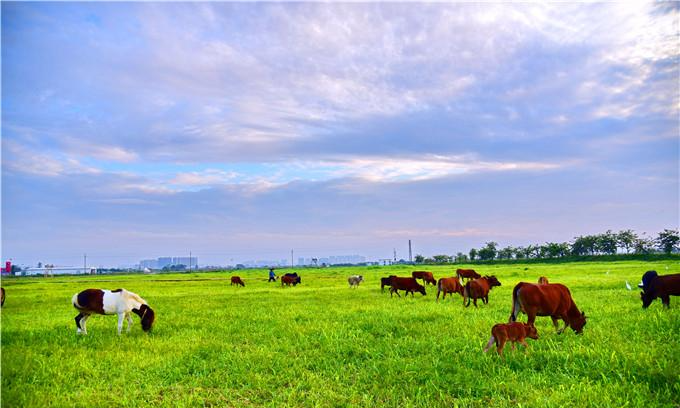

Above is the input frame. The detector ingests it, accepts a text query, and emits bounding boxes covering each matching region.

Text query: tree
[571,235,597,256]
[477,242,498,261]
[414,254,425,264]
[455,252,468,263]
[432,255,452,264]
[616,229,637,254]
[497,246,514,260]
[469,248,477,261]
[633,237,655,254]
[514,246,526,259]
[656,229,680,254]
[595,230,618,255]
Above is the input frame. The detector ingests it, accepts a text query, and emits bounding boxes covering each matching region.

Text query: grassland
[2,260,679,407]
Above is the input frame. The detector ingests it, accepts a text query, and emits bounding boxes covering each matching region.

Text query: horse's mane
[122,289,148,306]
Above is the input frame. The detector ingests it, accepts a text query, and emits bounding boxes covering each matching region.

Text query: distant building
[139,259,158,269]
[138,256,198,270]
[22,266,97,276]
[172,257,197,267]
[157,257,173,268]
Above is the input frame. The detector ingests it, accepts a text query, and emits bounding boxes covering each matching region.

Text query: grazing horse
[231,276,245,287]
[436,277,464,303]
[483,322,539,357]
[381,275,396,292]
[509,282,586,334]
[456,269,481,283]
[639,271,680,308]
[464,276,501,307]
[1,287,4,307]
[538,276,549,285]
[412,271,436,285]
[72,288,155,335]
[348,275,363,288]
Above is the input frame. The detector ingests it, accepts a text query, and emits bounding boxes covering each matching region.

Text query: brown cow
[412,271,436,285]
[456,268,481,282]
[281,274,301,287]
[640,272,680,308]
[509,282,586,334]
[436,277,464,302]
[464,276,501,307]
[230,276,245,287]
[483,322,539,356]
[390,277,426,298]
[538,276,549,285]
[381,275,396,292]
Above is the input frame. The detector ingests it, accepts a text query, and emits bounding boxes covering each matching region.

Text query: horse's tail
[509,283,523,322]
[72,293,82,310]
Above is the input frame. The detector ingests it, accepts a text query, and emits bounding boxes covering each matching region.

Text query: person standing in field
[268,268,277,282]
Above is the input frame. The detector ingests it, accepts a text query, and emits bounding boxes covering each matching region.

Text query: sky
[2,2,678,268]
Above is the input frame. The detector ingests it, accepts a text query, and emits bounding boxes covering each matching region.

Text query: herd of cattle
[0,269,678,356]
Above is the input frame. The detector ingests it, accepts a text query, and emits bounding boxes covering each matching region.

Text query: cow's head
[571,311,587,334]
[640,291,655,308]
[524,323,539,340]
[358,275,363,282]
[133,304,156,332]
[487,276,501,287]
[638,270,657,290]
[418,285,427,296]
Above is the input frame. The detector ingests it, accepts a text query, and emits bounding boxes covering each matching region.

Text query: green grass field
[2,261,679,407]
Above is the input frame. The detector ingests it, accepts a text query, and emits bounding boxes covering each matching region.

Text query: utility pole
[84,253,87,274]
[408,240,413,263]
[291,249,294,268]
[189,251,192,272]
[393,248,397,262]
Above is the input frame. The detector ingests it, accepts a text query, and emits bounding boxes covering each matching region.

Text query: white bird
[625,281,632,291]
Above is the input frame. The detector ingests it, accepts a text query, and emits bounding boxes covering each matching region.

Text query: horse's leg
[75,313,84,334]
[117,313,124,335]
[81,314,90,334]
[126,313,133,333]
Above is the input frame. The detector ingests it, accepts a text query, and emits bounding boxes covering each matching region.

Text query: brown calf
[538,276,549,285]
[464,276,501,307]
[483,322,539,356]
[390,277,426,297]
[436,277,464,303]
[412,271,436,285]
[456,268,481,282]
[230,276,245,287]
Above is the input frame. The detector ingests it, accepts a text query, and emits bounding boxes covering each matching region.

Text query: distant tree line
[414,229,680,264]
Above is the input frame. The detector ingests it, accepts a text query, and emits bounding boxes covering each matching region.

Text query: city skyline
[2,3,678,268]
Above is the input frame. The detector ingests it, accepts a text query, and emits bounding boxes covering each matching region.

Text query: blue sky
[2,2,678,267]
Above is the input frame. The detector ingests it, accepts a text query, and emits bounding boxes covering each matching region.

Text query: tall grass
[2,261,679,407]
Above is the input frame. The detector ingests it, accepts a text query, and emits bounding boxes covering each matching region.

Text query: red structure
[1,261,11,274]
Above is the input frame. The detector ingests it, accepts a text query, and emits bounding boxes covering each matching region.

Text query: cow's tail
[463,282,471,307]
[483,335,495,353]
[72,293,82,310]
[509,284,522,322]
[436,279,442,302]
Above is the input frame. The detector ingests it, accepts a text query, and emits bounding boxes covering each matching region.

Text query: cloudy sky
[2,2,678,267]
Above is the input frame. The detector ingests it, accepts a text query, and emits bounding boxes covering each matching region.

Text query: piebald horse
[72,288,155,335]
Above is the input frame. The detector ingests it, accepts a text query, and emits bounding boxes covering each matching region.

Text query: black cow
[639,271,680,308]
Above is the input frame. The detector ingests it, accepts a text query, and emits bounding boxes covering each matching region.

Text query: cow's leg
[117,313,125,335]
[511,342,516,351]
[661,295,670,308]
[526,310,537,326]
[521,339,529,350]
[550,316,559,331]
[473,298,478,307]
[126,313,133,332]
[557,314,569,334]
[497,338,506,357]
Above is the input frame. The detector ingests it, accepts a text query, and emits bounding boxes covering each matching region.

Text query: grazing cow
[483,322,539,357]
[72,288,155,335]
[389,276,426,298]
[639,272,680,308]
[1,287,4,307]
[509,282,586,334]
[281,274,301,287]
[348,275,363,288]
[456,269,481,282]
[381,275,396,292]
[538,276,549,285]
[412,271,436,285]
[436,277,464,302]
[230,276,245,287]
[464,276,501,307]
